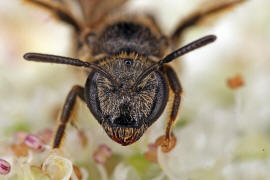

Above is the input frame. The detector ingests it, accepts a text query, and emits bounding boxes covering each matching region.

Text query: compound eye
[85,71,120,124]
[85,72,104,124]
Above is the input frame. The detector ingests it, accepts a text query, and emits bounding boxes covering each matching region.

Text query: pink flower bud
[0,159,11,175]
[144,143,158,163]
[148,143,158,151]
[24,134,44,152]
[93,144,112,164]
[37,129,53,144]
[99,145,112,157]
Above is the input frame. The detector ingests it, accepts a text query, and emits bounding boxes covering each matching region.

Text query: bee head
[85,53,169,145]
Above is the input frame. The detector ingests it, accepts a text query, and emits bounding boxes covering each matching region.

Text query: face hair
[132,35,217,89]
[23,53,119,87]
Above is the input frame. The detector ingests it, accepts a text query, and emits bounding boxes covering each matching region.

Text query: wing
[77,0,128,26]
[24,0,83,31]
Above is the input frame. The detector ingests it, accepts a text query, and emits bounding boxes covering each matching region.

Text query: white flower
[111,163,140,180]
[42,153,73,180]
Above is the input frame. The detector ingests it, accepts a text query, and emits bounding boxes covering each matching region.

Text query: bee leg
[171,0,246,48]
[156,65,182,152]
[53,85,84,149]
[24,0,83,32]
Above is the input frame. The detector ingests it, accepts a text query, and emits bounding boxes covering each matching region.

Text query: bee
[23,0,245,152]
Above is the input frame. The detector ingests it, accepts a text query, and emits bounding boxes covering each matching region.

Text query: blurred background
[0,0,270,179]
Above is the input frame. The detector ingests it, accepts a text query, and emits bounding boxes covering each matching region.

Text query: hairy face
[85,55,168,145]
[97,58,158,127]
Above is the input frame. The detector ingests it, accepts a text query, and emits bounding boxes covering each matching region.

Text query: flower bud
[24,134,44,152]
[0,159,11,175]
[144,143,158,163]
[37,129,53,144]
[93,144,112,164]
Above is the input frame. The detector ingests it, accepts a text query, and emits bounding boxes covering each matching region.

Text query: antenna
[133,35,217,89]
[23,53,119,86]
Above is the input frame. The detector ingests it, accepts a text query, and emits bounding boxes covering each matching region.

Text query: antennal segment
[24,53,90,67]
[133,35,217,89]
[23,53,119,87]
[160,35,216,65]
